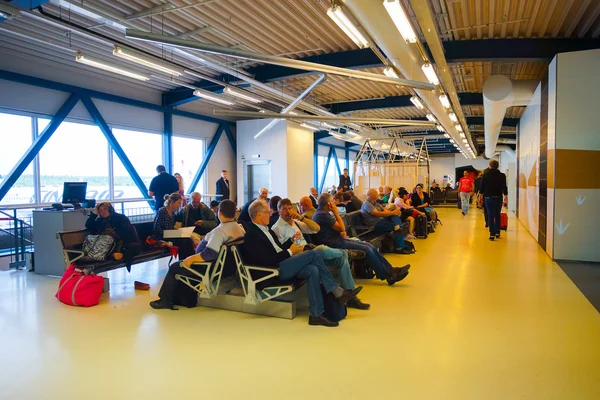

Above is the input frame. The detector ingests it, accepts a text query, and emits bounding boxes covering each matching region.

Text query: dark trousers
[332,238,392,280]
[158,261,197,304]
[374,216,405,249]
[278,250,338,317]
[485,196,503,235]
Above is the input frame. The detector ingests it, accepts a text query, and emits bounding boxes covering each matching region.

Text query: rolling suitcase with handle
[500,209,508,231]
[415,215,428,238]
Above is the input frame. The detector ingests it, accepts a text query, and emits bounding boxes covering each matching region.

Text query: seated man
[342,192,358,213]
[347,190,363,211]
[268,196,281,228]
[176,192,218,245]
[149,200,245,310]
[299,196,317,220]
[332,193,346,215]
[238,187,269,222]
[362,189,412,254]
[312,194,410,285]
[243,200,361,327]
[272,198,369,310]
[309,188,319,209]
[209,200,220,219]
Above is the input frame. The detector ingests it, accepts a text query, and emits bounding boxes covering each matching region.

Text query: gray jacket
[176,203,218,234]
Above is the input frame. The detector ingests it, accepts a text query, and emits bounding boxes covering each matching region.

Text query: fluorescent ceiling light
[456,125,464,132]
[459,132,466,138]
[322,122,336,129]
[300,123,319,131]
[421,63,439,85]
[453,143,458,147]
[462,139,468,143]
[383,66,398,78]
[259,109,266,113]
[439,94,451,108]
[448,112,457,122]
[288,111,298,115]
[346,130,360,138]
[223,87,262,103]
[426,113,437,123]
[383,0,418,43]
[113,46,183,76]
[449,139,455,143]
[410,96,424,109]
[443,133,450,139]
[436,125,444,132]
[327,6,369,49]
[193,89,235,105]
[75,53,149,81]
[51,0,127,31]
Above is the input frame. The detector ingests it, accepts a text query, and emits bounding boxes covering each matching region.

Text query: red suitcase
[500,212,508,231]
[56,264,104,307]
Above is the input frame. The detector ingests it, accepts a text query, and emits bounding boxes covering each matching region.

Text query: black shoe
[346,297,370,310]
[495,234,500,239]
[394,264,411,273]
[337,286,363,304]
[386,269,409,285]
[149,299,178,310]
[345,249,366,260]
[395,248,412,255]
[485,224,489,228]
[462,211,465,216]
[489,236,495,241]
[309,314,339,327]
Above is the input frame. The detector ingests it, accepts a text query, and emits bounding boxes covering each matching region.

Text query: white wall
[286,122,315,202]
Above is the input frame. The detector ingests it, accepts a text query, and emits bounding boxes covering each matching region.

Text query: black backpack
[352,258,375,279]
[321,287,347,322]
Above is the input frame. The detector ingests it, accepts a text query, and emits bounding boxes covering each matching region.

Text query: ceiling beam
[324,93,483,113]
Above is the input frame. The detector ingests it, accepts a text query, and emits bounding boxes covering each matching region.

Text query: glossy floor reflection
[1,208,599,399]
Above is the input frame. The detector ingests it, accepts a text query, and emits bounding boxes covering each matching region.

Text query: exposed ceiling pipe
[125,29,435,90]
[497,138,516,145]
[483,75,537,158]
[343,0,472,157]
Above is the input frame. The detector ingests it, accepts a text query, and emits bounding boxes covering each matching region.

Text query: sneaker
[405,234,416,240]
[495,234,500,239]
[345,249,366,260]
[489,236,495,241]
[462,211,465,216]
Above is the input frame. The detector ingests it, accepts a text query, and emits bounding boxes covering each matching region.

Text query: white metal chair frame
[231,245,294,305]
[175,244,229,299]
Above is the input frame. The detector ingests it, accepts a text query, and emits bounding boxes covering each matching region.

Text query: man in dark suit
[339,168,352,191]
[309,187,319,209]
[215,170,230,201]
[242,200,361,327]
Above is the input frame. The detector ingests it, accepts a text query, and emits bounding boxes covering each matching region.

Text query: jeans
[485,196,503,235]
[332,238,392,280]
[313,245,355,290]
[374,216,405,249]
[278,250,338,317]
[460,192,471,215]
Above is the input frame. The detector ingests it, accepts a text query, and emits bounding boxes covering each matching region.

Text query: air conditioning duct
[483,75,537,158]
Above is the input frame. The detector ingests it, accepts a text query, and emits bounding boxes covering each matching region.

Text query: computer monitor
[62,182,87,204]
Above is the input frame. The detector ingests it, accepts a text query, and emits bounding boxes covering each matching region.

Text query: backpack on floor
[415,215,428,239]
[427,221,435,234]
[352,258,375,279]
[380,235,396,253]
[321,286,347,322]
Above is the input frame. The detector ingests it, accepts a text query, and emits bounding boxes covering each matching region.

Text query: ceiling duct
[483,75,538,158]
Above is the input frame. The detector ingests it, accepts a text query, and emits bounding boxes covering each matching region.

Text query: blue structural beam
[189,125,224,192]
[0,93,80,202]
[223,125,236,156]
[318,147,335,194]
[8,1,51,7]
[80,96,152,205]
[163,112,173,173]
[0,70,233,126]
[441,38,600,63]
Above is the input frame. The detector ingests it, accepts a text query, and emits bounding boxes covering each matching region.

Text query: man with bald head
[299,196,317,220]
[238,187,269,222]
[362,188,412,254]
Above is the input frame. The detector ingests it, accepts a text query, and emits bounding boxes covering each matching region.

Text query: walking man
[458,171,474,216]
[478,160,508,240]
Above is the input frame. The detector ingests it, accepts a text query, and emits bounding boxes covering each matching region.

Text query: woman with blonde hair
[173,173,187,207]
[153,193,183,240]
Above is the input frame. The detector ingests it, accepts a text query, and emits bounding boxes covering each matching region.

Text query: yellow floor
[1,208,600,400]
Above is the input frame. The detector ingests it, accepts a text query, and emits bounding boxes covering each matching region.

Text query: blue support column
[331,148,342,176]
[80,96,152,206]
[189,124,224,193]
[314,139,319,189]
[163,112,173,173]
[0,93,80,202]
[318,147,334,193]
[223,125,236,156]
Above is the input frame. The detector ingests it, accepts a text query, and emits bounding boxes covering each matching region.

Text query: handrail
[0,197,151,211]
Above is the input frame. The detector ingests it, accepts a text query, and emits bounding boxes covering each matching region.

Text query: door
[244,161,271,203]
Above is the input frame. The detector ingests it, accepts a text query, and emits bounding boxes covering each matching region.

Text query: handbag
[424,206,434,213]
[81,234,115,261]
[56,264,104,307]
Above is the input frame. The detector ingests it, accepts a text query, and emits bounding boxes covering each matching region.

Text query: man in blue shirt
[148,165,179,212]
[361,189,412,254]
[312,194,410,285]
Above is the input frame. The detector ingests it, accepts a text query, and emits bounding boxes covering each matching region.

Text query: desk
[33,209,87,276]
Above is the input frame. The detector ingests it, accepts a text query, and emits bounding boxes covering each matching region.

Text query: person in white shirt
[272,198,369,310]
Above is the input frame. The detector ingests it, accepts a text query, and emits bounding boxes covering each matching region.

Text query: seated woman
[394,189,424,239]
[410,184,437,221]
[153,193,183,240]
[85,202,142,268]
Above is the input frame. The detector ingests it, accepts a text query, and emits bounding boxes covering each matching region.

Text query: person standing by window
[215,170,230,201]
[339,168,352,191]
[173,173,187,207]
[458,171,475,216]
[148,165,179,212]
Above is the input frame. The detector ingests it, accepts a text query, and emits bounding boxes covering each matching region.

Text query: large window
[317,154,338,193]
[0,113,35,205]
[38,118,109,203]
[172,135,205,194]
